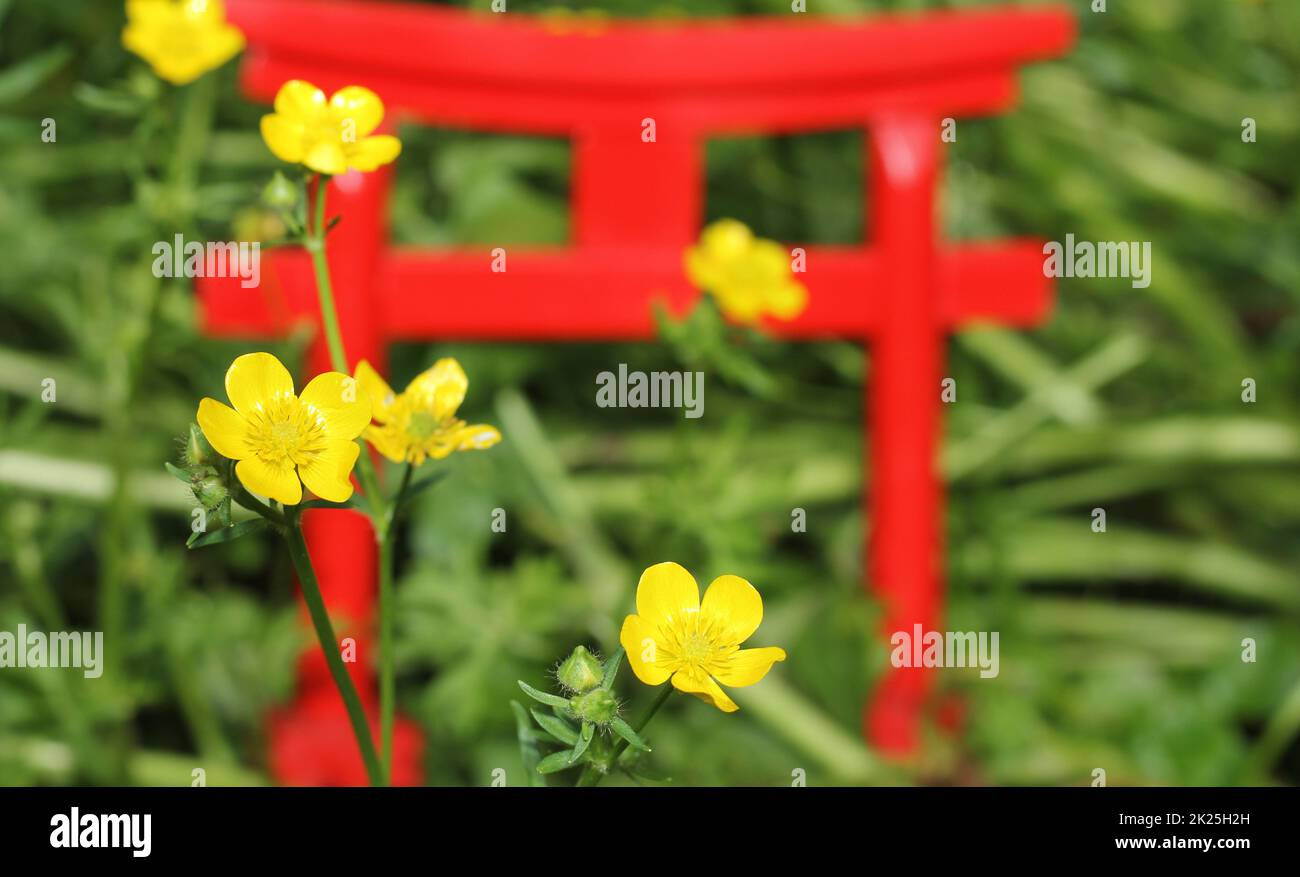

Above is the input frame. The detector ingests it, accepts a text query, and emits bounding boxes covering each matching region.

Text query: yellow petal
[354,360,396,423]
[236,456,302,505]
[708,646,786,688]
[405,358,467,422]
[767,280,808,321]
[274,80,328,124]
[225,352,295,417]
[329,86,385,139]
[345,135,402,172]
[699,219,752,261]
[303,139,348,176]
[634,562,700,630]
[619,614,672,685]
[298,440,360,503]
[299,371,372,440]
[260,114,307,164]
[362,424,409,464]
[451,423,501,451]
[196,397,250,460]
[671,668,738,713]
[199,22,244,72]
[699,574,764,644]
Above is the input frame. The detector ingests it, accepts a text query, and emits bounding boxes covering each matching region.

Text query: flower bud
[556,645,604,694]
[569,687,618,725]
[191,470,229,510]
[185,423,215,468]
[261,171,300,211]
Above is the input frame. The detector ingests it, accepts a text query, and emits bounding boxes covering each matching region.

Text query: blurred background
[1,0,1298,786]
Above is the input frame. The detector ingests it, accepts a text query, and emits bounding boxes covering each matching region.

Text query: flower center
[405,410,440,441]
[247,396,326,465]
[681,631,715,665]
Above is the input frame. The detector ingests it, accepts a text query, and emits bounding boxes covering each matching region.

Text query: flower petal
[699,574,764,645]
[671,668,738,713]
[297,440,360,503]
[354,360,396,423]
[635,562,700,630]
[196,397,250,460]
[405,358,467,422]
[362,424,409,464]
[767,280,808,321]
[451,423,501,451]
[619,614,673,686]
[260,114,306,164]
[303,139,348,176]
[225,352,295,417]
[344,135,402,172]
[708,646,786,688]
[329,86,385,139]
[299,371,371,440]
[236,456,301,505]
[274,79,328,123]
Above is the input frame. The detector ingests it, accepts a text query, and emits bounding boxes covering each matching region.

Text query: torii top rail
[201,0,1074,783]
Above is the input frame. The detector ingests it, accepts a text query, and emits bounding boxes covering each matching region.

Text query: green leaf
[164,462,192,483]
[403,471,448,505]
[299,498,357,511]
[622,766,673,786]
[509,701,545,787]
[601,646,624,690]
[569,721,594,764]
[517,680,570,710]
[72,82,147,118]
[536,750,579,775]
[610,717,651,752]
[186,518,268,549]
[530,708,578,745]
[0,46,73,105]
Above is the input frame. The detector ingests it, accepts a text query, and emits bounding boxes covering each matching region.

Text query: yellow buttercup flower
[260,80,402,176]
[353,358,501,466]
[196,352,370,505]
[620,562,786,713]
[122,0,245,86]
[684,219,808,324]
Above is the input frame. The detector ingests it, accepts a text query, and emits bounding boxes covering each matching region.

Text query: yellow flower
[620,562,786,713]
[684,219,808,324]
[122,0,245,86]
[260,80,402,175]
[196,352,370,505]
[353,358,501,466]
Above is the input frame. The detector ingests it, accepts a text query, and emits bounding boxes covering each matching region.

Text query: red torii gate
[200,0,1073,784]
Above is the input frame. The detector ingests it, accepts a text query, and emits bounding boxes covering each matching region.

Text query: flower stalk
[282,505,384,787]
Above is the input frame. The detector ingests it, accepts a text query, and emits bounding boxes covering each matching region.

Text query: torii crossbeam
[199,0,1074,784]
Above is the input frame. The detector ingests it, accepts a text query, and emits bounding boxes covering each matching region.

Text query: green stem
[302,175,385,517]
[577,684,673,786]
[305,176,350,375]
[283,509,383,786]
[378,462,413,785]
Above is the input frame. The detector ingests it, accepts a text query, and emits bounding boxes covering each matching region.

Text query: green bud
[556,646,604,694]
[184,423,215,468]
[569,687,618,725]
[262,171,300,210]
[192,471,229,510]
